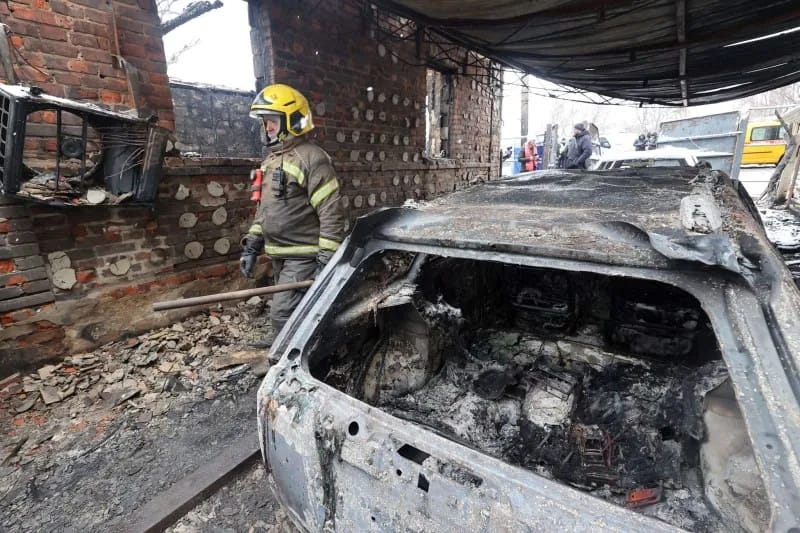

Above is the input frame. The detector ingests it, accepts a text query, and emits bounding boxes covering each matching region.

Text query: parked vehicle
[258,168,800,532]
[742,120,786,166]
[593,147,701,170]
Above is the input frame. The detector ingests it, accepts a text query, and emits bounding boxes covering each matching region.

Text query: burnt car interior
[308,251,770,532]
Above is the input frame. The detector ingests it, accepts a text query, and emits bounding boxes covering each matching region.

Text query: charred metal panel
[658,111,747,179]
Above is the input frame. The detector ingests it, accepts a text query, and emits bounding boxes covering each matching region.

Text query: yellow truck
[742,120,786,165]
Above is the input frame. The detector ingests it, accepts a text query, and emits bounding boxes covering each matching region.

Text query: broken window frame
[424,66,454,159]
[270,240,800,530]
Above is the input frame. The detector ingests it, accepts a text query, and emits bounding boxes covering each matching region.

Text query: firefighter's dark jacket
[248,136,345,263]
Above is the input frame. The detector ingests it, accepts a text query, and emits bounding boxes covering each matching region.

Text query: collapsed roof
[374,0,800,106]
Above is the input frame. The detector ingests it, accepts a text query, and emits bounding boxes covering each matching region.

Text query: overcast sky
[161,0,255,91]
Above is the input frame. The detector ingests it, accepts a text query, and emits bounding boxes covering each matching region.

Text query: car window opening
[310,251,770,532]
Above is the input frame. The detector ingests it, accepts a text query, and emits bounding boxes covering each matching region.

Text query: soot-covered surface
[378,328,729,531]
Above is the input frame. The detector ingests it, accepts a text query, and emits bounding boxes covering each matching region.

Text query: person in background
[634,134,647,151]
[646,132,658,150]
[557,137,568,168]
[565,123,593,169]
[518,139,539,172]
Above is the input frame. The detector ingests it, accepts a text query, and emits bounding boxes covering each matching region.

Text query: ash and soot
[313,253,769,532]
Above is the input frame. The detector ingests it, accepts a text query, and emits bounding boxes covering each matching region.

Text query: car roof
[357,168,775,277]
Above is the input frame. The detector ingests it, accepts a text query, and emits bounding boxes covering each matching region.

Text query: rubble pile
[379,328,729,531]
[0,298,277,532]
[16,172,135,205]
[760,207,800,284]
[0,299,271,471]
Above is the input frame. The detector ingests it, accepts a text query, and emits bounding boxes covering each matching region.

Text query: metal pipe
[152,279,315,312]
[80,113,87,192]
[55,109,61,192]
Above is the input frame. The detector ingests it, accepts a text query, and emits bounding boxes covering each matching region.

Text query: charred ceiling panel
[372,0,800,105]
[0,85,168,207]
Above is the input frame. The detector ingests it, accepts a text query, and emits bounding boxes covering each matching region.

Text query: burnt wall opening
[309,251,769,532]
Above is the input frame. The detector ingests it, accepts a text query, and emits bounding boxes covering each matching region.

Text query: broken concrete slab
[178,212,198,228]
[40,385,61,405]
[48,251,71,271]
[207,181,225,197]
[52,268,77,290]
[109,258,131,276]
[184,241,203,259]
[211,207,227,226]
[213,238,230,255]
[174,184,190,200]
[86,189,107,205]
[37,365,57,381]
[15,392,39,413]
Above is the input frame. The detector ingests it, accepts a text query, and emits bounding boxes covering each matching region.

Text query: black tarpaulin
[374,0,800,106]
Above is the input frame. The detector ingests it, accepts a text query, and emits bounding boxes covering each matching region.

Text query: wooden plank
[123,436,262,533]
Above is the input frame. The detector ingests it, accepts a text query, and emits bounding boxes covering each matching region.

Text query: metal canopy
[374,0,800,106]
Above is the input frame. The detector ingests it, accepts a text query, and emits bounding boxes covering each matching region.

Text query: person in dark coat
[634,134,647,151]
[565,123,593,169]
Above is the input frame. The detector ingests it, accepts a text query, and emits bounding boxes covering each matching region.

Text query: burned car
[257,168,800,532]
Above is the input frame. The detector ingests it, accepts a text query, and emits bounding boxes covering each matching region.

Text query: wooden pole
[152,280,315,312]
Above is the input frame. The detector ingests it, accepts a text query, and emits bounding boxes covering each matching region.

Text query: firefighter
[240,83,345,347]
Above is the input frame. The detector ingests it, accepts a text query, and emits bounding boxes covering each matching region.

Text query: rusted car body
[257,168,800,532]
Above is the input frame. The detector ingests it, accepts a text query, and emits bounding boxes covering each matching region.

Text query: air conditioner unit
[0,84,168,206]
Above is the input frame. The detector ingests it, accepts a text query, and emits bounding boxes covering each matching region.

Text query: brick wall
[247,0,503,227]
[170,81,263,158]
[0,158,263,375]
[0,0,174,129]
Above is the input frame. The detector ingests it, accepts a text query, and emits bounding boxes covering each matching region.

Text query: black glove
[239,233,265,278]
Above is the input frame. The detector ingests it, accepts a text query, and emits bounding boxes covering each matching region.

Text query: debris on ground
[0,301,275,532]
[760,207,800,284]
[370,328,728,531]
[168,469,297,533]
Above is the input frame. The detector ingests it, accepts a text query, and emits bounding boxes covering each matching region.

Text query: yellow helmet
[250,84,314,144]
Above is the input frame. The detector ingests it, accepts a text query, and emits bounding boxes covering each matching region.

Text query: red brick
[71,19,109,38]
[69,33,98,48]
[66,59,92,74]
[50,0,84,18]
[75,270,95,284]
[23,327,65,345]
[5,275,28,286]
[10,6,69,28]
[78,47,113,63]
[38,24,70,41]
[0,221,10,233]
[0,260,15,274]
[106,288,125,299]
[205,264,228,277]
[99,90,124,104]
[122,285,140,296]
